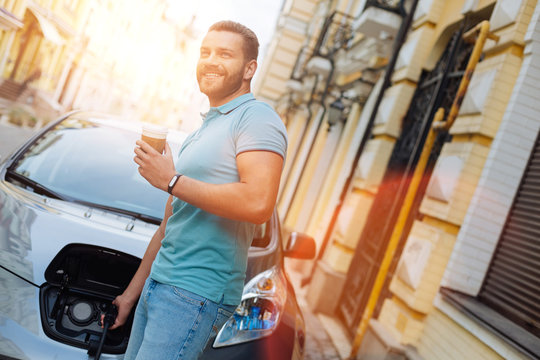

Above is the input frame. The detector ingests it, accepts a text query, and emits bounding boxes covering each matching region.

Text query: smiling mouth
[204,73,222,78]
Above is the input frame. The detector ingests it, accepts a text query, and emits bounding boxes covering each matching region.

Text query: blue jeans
[124,278,237,360]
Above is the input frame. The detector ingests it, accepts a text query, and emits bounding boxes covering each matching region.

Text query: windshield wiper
[5,169,69,200]
[5,169,161,225]
[74,201,162,225]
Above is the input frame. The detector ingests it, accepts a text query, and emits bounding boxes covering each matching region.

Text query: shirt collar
[216,92,254,114]
[201,93,255,120]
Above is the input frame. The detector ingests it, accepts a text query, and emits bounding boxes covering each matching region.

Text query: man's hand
[134,140,176,191]
[104,293,137,330]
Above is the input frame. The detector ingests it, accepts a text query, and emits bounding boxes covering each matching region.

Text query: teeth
[205,73,221,77]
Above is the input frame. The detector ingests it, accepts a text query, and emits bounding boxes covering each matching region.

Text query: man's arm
[108,195,173,329]
[134,141,284,225]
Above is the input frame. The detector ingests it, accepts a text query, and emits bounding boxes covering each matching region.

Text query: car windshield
[9,117,181,221]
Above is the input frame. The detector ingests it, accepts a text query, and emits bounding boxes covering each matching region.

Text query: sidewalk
[285,263,342,360]
[0,123,37,160]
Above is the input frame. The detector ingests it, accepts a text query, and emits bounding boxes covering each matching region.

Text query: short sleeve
[234,102,288,160]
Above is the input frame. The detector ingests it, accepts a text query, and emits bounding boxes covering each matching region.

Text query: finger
[108,312,122,330]
[133,156,144,166]
[134,146,149,158]
[136,139,157,154]
[164,142,174,161]
[110,312,127,330]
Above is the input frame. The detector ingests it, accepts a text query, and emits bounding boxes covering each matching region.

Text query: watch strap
[167,174,182,194]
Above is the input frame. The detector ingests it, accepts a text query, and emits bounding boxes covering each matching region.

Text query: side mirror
[284,232,316,259]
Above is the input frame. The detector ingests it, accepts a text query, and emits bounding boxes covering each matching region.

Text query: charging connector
[89,304,117,360]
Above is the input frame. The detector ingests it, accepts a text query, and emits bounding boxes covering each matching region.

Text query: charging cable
[90,304,118,360]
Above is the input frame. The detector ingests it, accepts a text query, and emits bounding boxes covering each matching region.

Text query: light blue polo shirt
[150,93,288,305]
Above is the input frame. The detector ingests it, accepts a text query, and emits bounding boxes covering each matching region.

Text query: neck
[208,85,251,107]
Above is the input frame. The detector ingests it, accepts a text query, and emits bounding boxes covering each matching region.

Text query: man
[109,21,288,359]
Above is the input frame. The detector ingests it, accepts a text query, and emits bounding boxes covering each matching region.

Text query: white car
[0,112,315,360]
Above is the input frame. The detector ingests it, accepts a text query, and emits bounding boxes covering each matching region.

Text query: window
[441,131,540,359]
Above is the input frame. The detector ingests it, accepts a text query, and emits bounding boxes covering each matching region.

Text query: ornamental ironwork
[365,0,404,16]
[336,20,476,334]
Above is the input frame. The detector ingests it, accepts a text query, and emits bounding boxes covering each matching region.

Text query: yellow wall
[375,0,537,358]
[281,108,310,191]
[389,221,456,314]
[278,107,322,218]
[305,103,361,244]
[416,310,505,360]
[285,115,331,229]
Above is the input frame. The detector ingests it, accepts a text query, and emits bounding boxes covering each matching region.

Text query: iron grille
[336,23,475,335]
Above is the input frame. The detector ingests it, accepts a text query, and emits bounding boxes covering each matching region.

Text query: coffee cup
[141,124,168,153]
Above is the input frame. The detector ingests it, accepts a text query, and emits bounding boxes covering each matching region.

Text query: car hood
[0,180,156,287]
[0,179,282,288]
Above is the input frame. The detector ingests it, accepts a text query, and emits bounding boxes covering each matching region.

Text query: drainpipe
[301,0,415,287]
[346,20,499,359]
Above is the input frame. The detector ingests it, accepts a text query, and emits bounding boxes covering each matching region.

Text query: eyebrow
[200,46,235,53]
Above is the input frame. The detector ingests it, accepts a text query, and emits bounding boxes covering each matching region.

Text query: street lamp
[327,97,345,126]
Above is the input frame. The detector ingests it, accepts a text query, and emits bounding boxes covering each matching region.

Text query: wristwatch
[167,174,182,194]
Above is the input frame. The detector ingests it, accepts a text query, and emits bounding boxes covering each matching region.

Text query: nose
[200,51,220,66]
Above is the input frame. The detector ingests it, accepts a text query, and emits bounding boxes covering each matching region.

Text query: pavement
[0,122,37,161]
[285,262,342,360]
[0,122,343,360]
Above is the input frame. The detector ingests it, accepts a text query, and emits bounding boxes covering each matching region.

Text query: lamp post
[327,97,345,127]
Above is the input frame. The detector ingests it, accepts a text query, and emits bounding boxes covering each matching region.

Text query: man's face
[196,31,252,105]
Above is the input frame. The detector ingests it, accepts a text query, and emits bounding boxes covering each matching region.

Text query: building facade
[255,0,540,359]
[0,0,87,123]
[0,0,196,129]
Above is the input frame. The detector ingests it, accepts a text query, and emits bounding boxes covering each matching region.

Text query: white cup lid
[142,124,168,138]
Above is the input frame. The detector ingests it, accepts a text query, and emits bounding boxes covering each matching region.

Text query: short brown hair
[208,21,259,61]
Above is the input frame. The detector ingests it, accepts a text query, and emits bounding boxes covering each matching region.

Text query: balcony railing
[365,0,404,16]
[313,11,355,57]
[289,11,355,82]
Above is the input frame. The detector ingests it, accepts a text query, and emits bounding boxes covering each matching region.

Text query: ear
[244,60,257,80]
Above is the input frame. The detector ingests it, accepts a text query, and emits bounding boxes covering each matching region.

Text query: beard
[196,64,244,101]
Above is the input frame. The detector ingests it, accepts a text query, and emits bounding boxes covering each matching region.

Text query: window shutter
[479,131,540,337]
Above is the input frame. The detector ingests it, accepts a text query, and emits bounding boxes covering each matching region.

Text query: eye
[220,51,232,58]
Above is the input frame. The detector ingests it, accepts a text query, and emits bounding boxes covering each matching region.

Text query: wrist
[167,173,182,194]
[119,290,138,306]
